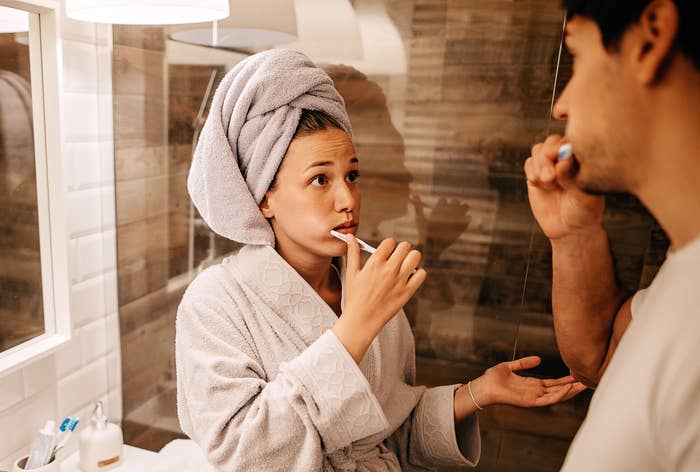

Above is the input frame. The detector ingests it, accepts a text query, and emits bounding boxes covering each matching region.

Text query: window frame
[0,0,71,375]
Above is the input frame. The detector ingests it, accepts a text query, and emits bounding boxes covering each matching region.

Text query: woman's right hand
[333,235,427,363]
[524,135,605,240]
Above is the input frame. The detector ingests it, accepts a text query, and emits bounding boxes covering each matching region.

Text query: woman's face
[260,127,361,258]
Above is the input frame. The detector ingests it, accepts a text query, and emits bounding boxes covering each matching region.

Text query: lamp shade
[66,0,230,25]
[0,6,29,33]
[169,0,297,47]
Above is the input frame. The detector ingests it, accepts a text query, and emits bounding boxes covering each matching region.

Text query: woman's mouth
[332,222,358,234]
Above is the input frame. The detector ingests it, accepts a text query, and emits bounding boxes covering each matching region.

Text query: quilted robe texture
[176,244,481,471]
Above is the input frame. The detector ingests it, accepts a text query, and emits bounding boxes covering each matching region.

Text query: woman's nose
[335,182,357,213]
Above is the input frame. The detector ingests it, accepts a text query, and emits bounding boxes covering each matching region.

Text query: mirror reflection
[0,6,44,353]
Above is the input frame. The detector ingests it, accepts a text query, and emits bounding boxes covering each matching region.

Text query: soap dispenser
[79,402,123,472]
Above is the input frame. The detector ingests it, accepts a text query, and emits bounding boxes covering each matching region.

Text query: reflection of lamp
[345,0,407,76]
[169,0,297,48]
[0,6,29,33]
[66,0,229,25]
[285,0,363,62]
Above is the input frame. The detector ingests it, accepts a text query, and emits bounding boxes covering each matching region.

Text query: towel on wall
[187,49,352,246]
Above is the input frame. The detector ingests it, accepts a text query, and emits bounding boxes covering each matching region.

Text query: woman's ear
[635,0,679,85]
[259,193,274,218]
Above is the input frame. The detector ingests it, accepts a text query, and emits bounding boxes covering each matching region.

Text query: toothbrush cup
[12,455,59,472]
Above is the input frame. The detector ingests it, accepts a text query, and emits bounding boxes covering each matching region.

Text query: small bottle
[78,402,123,472]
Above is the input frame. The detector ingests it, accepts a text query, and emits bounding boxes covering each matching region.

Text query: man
[524,0,700,470]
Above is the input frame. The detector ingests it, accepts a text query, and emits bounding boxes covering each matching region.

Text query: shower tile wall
[113,0,669,468]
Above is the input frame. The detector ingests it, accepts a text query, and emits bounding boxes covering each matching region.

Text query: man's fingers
[553,153,579,190]
[561,382,588,401]
[542,375,577,387]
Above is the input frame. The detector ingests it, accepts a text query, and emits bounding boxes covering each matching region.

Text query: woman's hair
[267,109,346,190]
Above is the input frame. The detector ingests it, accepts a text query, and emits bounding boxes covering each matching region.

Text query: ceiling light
[66,0,230,25]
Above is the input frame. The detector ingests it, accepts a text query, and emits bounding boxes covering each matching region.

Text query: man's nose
[552,85,569,121]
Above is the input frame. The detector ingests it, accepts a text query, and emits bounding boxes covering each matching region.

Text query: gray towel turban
[187,49,352,246]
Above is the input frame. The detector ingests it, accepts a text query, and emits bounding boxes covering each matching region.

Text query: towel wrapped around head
[187,49,352,246]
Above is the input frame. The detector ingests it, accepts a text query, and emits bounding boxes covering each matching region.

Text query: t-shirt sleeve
[629,288,649,319]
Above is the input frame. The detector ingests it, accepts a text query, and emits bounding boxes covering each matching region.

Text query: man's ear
[259,193,274,219]
[635,0,679,85]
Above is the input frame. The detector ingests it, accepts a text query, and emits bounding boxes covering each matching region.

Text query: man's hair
[563,0,700,68]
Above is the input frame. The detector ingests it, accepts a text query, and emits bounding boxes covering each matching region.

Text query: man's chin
[576,172,626,196]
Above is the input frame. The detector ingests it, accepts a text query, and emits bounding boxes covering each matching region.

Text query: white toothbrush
[330,229,376,254]
[557,143,573,161]
[330,230,420,274]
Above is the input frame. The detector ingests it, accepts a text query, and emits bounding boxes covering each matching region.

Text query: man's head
[553,0,700,194]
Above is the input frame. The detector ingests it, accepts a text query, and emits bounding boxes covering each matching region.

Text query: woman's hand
[454,356,586,421]
[333,235,427,363]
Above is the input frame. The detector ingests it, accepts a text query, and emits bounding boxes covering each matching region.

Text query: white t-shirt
[562,236,700,471]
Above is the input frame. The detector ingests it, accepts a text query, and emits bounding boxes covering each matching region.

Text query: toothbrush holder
[11,455,59,472]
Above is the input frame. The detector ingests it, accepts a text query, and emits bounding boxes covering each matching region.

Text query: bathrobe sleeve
[175,270,390,471]
[384,315,481,470]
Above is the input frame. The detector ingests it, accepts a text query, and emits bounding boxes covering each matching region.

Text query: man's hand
[524,135,605,239]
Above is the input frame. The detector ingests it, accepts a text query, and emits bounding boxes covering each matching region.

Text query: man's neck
[634,71,700,250]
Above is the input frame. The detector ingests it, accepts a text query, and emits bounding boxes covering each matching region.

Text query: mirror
[0,0,70,374]
[0,5,43,353]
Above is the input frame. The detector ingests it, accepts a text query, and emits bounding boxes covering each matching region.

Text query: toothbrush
[50,417,79,461]
[330,229,376,254]
[330,230,420,275]
[557,143,573,161]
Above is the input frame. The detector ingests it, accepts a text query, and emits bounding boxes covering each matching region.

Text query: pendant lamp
[66,0,230,25]
[168,0,297,48]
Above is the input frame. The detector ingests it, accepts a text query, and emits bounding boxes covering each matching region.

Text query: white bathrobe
[176,244,481,471]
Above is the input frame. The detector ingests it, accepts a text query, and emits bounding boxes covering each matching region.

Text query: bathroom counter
[60,445,158,472]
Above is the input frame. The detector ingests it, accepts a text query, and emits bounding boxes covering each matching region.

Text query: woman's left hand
[454,356,587,421]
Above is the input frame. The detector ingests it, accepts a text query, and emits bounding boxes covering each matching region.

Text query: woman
[176,49,583,471]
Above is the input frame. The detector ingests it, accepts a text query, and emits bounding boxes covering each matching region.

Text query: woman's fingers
[405,268,427,292]
[507,356,542,372]
[373,237,397,261]
[534,384,573,407]
[345,234,361,274]
[399,249,422,278]
[388,241,413,267]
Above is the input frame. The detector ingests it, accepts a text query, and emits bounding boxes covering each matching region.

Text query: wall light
[0,6,29,33]
[168,0,297,48]
[66,0,230,25]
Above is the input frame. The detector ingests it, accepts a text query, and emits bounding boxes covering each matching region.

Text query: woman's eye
[310,175,328,186]
[346,170,360,183]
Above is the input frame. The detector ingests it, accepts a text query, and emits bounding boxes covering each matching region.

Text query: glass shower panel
[113,1,669,470]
